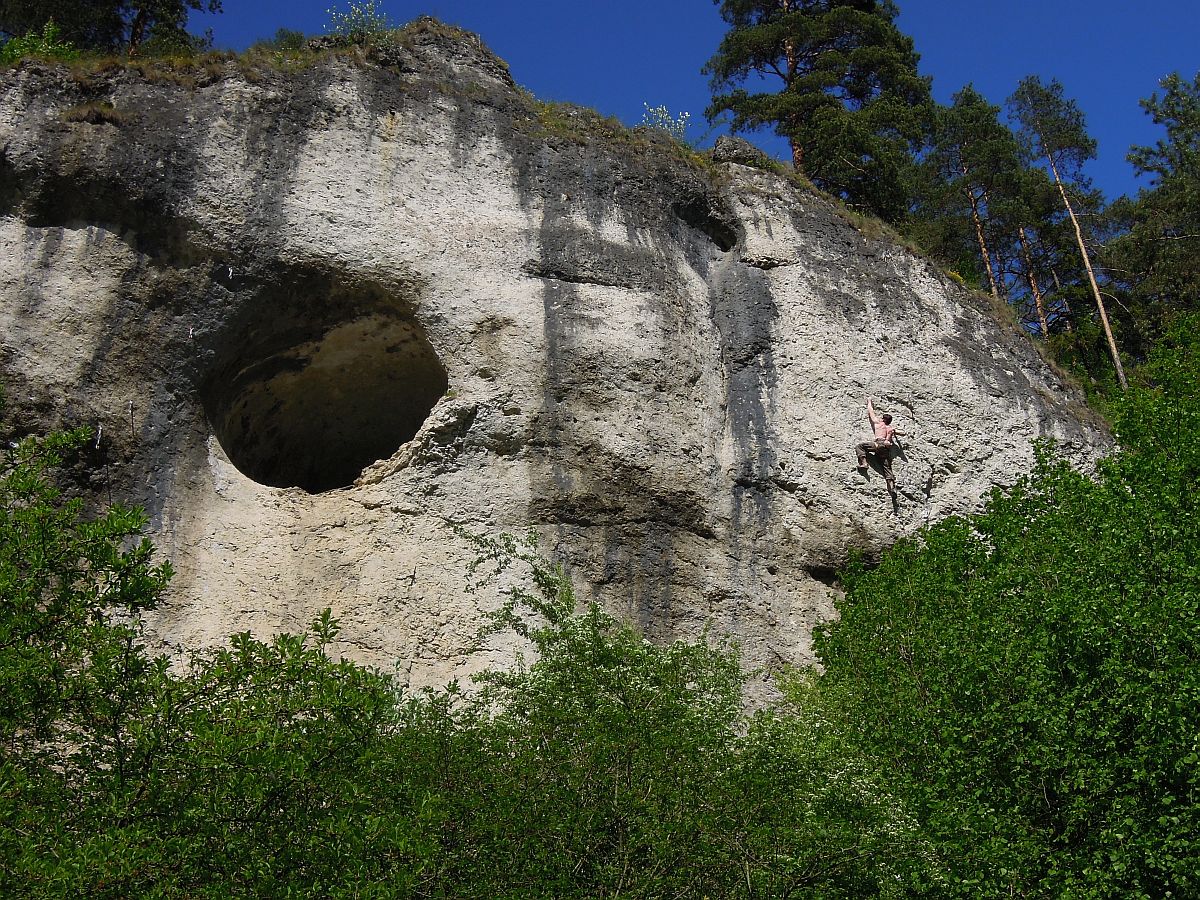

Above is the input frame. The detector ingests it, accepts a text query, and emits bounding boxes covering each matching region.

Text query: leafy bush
[136,24,214,58]
[252,27,307,53]
[325,0,394,44]
[639,102,691,142]
[0,402,423,896]
[10,620,428,896]
[410,530,940,896]
[0,21,78,65]
[0,410,171,895]
[0,414,169,754]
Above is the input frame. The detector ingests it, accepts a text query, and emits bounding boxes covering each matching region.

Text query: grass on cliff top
[10,17,496,86]
[520,97,722,177]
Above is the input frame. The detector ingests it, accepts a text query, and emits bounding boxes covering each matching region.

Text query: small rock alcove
[202,281,447,493]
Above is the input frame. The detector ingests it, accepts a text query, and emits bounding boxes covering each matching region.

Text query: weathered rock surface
[0,23,1108,694]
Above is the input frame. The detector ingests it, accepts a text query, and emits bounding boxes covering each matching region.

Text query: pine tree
[1009,76,1127,387]
[704,0,932,222]
[1104,71,1200,342]
[917,86,1024,299]
[1004,166,1089,337]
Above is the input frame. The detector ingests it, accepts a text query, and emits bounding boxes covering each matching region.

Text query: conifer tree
[1105,71,1200,341]
[1009,76,1127,387]
[918,86,1024,299]
[1005,165,1087,336]
[704,0,931,222]
[1007,169,1065,335]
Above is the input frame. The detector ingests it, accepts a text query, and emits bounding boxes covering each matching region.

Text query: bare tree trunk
[782,0,803,174]
[782,0,798,76]
[128,7,149,55]
[1045,150,1127,388]
[980,187,1011,300]
[790,139,804,172]
[1018,227,1050,337]
[963,168,1000,298]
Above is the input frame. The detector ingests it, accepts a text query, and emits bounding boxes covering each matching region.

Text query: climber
[855,397,901,493]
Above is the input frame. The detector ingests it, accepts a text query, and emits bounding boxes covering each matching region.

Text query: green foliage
[1128,71,1200,188]
[0,414,171,894]
[907,92,1095,340]
[127,0,223,56]
[251,26,306,53]
[905,73,1128,360]
[704,0,932,222]
[245,26,309,70]
[0,407,423,896]
[0,1,125,51]
[519,97,718,179]
[1009,75,1097,180]
[639,102,691,142]
[325,0,393,44]
[0,1,221,54]
[1103,71,1200,345]
[527,98,630,146]
[13,623,419,896]
[0,19,78,64]
[425,529,940,896]
[0,417,170,752]
[812,318,1200,896]
[908,87,1028,293]
[1004,75,1127,381]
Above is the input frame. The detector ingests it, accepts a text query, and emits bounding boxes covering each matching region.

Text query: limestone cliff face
[0,23,1108,691]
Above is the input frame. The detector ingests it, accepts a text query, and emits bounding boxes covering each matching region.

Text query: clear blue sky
[194,1,1200,202]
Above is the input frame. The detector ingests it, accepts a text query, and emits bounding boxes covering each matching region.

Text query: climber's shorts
[856,440,895,477]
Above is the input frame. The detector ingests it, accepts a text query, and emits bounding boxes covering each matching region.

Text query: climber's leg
[855,441,871,469]
[881,450,896,492]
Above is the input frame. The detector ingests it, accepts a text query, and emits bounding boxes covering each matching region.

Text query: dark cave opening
[204,312,447,493]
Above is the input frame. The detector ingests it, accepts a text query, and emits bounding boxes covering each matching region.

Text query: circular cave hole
[204,313,447,493]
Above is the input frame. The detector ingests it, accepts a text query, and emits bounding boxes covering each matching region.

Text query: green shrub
[639,102,691,142]
[252,27,307,52]
[136,24,212,58]
[409,529,941,897]
[0,21,78,65]
[325,0,394,44]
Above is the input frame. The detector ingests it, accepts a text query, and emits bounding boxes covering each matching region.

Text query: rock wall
[0,23,1108,693]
